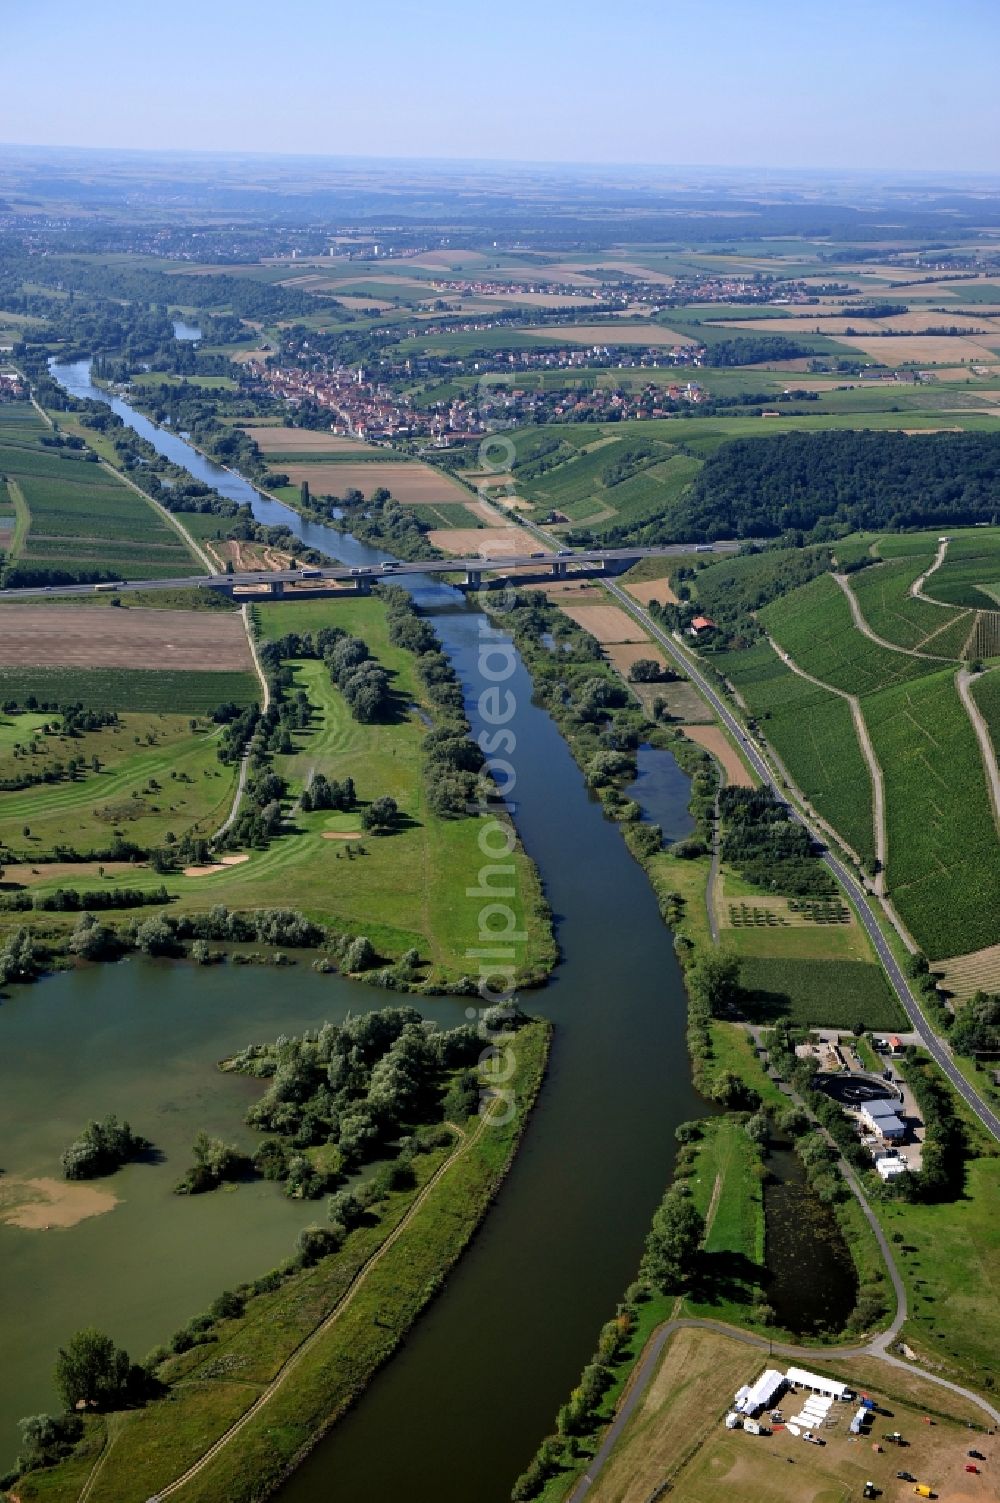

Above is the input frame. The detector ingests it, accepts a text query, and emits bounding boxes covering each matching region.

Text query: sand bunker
[182,854,250,878]
[0,1176,118,1230]
[322,831,363,841]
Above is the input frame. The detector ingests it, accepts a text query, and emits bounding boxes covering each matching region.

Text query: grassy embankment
[13,1019,551,1503]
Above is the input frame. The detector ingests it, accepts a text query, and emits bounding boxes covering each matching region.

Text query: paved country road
[602,579,1000,1147]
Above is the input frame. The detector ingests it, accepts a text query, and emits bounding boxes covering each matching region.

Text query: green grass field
[681,1117,766,1326]
[873,1081,1000,1395]
[0,712,238,858]
[217,595,554,979]
[738,957,907,1030]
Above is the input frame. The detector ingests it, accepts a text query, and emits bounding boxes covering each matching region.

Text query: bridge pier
[551,561,567,579]
[465,568,482,589]
[267,579,285,597]
[356,575,372,595]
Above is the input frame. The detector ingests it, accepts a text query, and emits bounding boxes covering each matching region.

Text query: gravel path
[834,570,949,660]
[957,666,1000,829]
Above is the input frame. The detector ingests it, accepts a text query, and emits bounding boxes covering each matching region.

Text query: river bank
[10,1020,552,1503]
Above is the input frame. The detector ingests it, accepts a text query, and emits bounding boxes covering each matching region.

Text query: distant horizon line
[1,140,999,184]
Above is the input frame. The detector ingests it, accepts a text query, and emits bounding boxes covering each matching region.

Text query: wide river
[1,361,705,1493]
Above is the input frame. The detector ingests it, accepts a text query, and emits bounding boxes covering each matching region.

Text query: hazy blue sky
[4,0,999,172]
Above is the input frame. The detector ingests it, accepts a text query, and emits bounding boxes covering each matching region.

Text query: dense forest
[674,430,1000,540]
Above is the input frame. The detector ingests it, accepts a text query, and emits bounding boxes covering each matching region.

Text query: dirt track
[0,606,253,671]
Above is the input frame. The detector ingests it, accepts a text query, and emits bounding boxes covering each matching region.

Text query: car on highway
[380,562,398,571]
[556,548,572,557]
[530,551,545,558]
[298,567,321,578]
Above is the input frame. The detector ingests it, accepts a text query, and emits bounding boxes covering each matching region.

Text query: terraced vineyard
[0,403,198,583]
[922,528,1000,608]
[967,611,1000,662]
[848,556,972,656]
[970,668,1000,744]
[715,641,876,865]
[865,668,998,957]
[760,572,935,694]
[509,429,701,533]
[718,557,999,959]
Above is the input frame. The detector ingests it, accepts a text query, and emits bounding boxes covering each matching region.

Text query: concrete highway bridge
[0,542,739,602]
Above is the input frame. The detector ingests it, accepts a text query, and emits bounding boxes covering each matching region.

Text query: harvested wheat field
[427,526,522,557]
[722,310,999,335]
[681,724,755,786]
[559,603,648,643]
[460,499,517,527]
[284,461,471,503]
[0,607,253,671]
[842,333,997,364]
[243,426,376,454]
[604,641,666,676]
[626,577,680,607]
[230,347,273,365]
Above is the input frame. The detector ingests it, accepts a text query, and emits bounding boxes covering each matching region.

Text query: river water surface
[2,366,700,1492]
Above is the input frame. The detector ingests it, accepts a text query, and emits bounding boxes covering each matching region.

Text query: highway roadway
[602,578,1000,1147]
[0,542,737,603]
